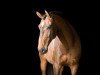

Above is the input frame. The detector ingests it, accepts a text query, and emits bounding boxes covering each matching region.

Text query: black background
[2,0,99,75]
[32,0,99,75]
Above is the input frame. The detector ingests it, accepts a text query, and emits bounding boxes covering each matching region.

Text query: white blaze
[41,21,44,27]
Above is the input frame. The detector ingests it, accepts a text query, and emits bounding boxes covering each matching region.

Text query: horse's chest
[44,37,68,64]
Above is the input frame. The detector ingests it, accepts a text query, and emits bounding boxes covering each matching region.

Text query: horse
[36,10,81,75]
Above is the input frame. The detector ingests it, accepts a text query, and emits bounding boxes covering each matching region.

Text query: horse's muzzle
[38,48,48,54]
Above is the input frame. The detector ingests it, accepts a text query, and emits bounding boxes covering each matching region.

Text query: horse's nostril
[38,48,47,54]
[42,48,45,51]
[42,48,47,53]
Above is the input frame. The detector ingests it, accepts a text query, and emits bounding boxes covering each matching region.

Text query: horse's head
[36,10,57,54]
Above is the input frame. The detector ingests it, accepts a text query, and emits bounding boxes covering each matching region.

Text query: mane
[48,11,69,24]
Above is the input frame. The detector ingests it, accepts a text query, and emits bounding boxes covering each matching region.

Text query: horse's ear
[45,10,50,18]
[36,11,43,19]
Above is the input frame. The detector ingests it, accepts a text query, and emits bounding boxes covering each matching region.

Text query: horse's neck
[57,27,70,50]
[54,17,75,50]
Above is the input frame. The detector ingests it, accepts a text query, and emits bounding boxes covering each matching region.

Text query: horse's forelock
[42,14,47,20]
